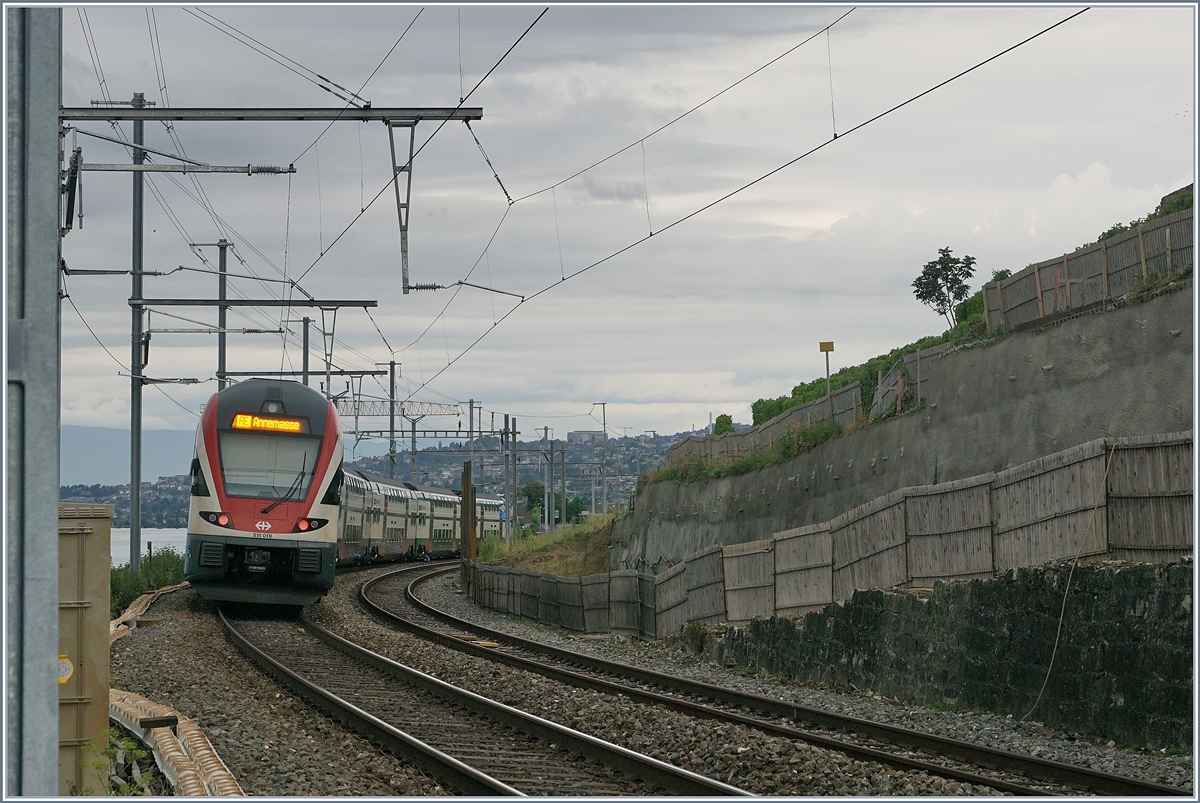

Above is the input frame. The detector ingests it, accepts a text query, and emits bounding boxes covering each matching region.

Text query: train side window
[190,456,210,497]
[321,467,345,506]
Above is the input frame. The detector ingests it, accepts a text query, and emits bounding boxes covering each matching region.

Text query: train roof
[343,468,500,503]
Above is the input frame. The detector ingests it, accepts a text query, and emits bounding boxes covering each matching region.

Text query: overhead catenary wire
[396,7,857,362]
[292,8,424,164]
[182,7,365,106]
[396,6,1090,403]
[293,7,548,286]
[511,7,855,204]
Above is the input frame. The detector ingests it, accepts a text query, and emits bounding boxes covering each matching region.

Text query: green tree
[519,480,544,515]
[713,414,735,435]
[912,247,977,328]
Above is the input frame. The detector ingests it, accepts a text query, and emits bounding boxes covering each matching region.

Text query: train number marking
[255,521,272,531]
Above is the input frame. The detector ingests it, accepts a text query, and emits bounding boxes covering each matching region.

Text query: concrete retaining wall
[615,288,1192,569]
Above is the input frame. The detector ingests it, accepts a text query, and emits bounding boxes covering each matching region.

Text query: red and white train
[184,378,501,606]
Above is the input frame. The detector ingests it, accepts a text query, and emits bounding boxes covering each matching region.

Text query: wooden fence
[670,383,863,467]
[470,431,1192,637]
[983,208,1192,331]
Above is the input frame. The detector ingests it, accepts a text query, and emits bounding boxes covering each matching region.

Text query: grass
[110,546,186,619]
[642,420,845,486]
[477,513,615,577]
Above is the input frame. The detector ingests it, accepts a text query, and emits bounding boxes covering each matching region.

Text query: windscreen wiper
[261,452,307,514]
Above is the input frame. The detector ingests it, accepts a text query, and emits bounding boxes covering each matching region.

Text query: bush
[110,547,185,619]
[645,422,844,486]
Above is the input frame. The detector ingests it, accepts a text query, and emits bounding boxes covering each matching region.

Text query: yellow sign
[232,413,304,433]
[819,341,835,352]
[58,654,74,684]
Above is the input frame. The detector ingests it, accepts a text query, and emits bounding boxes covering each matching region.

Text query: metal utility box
[58,503,113,795]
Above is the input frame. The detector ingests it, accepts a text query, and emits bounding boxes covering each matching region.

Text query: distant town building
[567,430,605,444]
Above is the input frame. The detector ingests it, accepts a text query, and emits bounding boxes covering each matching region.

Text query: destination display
[231,413,308,434]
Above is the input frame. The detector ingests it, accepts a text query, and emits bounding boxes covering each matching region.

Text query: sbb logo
[255,521,272,531]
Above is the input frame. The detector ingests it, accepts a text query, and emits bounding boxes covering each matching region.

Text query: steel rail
[379,566,1190,798]
[298,612,751,797]
[360,568,1045,796]
[217,606,519,796]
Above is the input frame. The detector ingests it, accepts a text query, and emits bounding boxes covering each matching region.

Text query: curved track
[360,565,1189,798]
[218,602,749,796]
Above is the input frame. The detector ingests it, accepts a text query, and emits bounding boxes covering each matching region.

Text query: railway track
[359,564,1190,798]
[218,602,750,796]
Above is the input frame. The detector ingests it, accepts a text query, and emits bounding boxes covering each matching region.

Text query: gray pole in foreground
[7,8,62,794]
[597,403,607,514]
[511,417,518,538]
[468,399,475,488]
[130,92,146,572]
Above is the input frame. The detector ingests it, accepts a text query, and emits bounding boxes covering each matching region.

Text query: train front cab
[185,380,342,606]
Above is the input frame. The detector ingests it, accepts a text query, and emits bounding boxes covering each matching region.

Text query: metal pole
[468,399,475,486]
[216,238,228,390]
[503,415,510,539]
[7,8,63,794]
[560,442,567,527]
[301,316,310,385]
[600,404,607,514]
[511,417,518,538]
[410,417,417,484]
[544,424,552,532]
[130,92,145,572]
[826,351,832,421]
[388,361,396,479]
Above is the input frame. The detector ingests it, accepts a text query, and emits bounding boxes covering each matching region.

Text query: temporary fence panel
[1106,431,1193,562]
[509,568,525,615]
[653,562,688,638]
[638,573,657,639]
[521,571,541,621]
[722,539,775,623]
[983,208,1192,330]
[831,490,908,601]
[538,574,560,627]
[905,474,995,586]
[581,573,611,633]
[609,570,641,635]
[557,576,585,632]
[684,545,726,624]
[992,438,1109,571]
[773,523,833,616]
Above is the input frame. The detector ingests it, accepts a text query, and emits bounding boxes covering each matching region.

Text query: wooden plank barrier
[638,573,657,639]
[773,523,832,616]
[1106,431,1193,563]
[521,571,540,621]
[831,489,907,601]
[905,474,995,587]
[537,574,560,627]
[992,438,1109,570]
[722,539,775,623]
[609,570,641,635]
[581,573,610,633]
[684,545,726,624]
[557,576,585,632]
[653,562,688,638]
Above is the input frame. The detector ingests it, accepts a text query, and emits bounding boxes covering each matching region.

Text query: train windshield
[219,431,322,500]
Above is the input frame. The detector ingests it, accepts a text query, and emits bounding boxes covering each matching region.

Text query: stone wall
[614,287,1193,569]
[673,561,1193,748]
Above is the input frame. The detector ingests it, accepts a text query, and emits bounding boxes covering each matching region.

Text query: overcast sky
[57,4,1194,452]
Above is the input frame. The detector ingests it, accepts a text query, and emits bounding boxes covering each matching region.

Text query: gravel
[307,566,1001,795]
[110,587,448,796]
[413,569,1195,793]
[117,566,1192,796]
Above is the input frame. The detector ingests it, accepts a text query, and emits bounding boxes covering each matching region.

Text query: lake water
[111,527,188,568]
